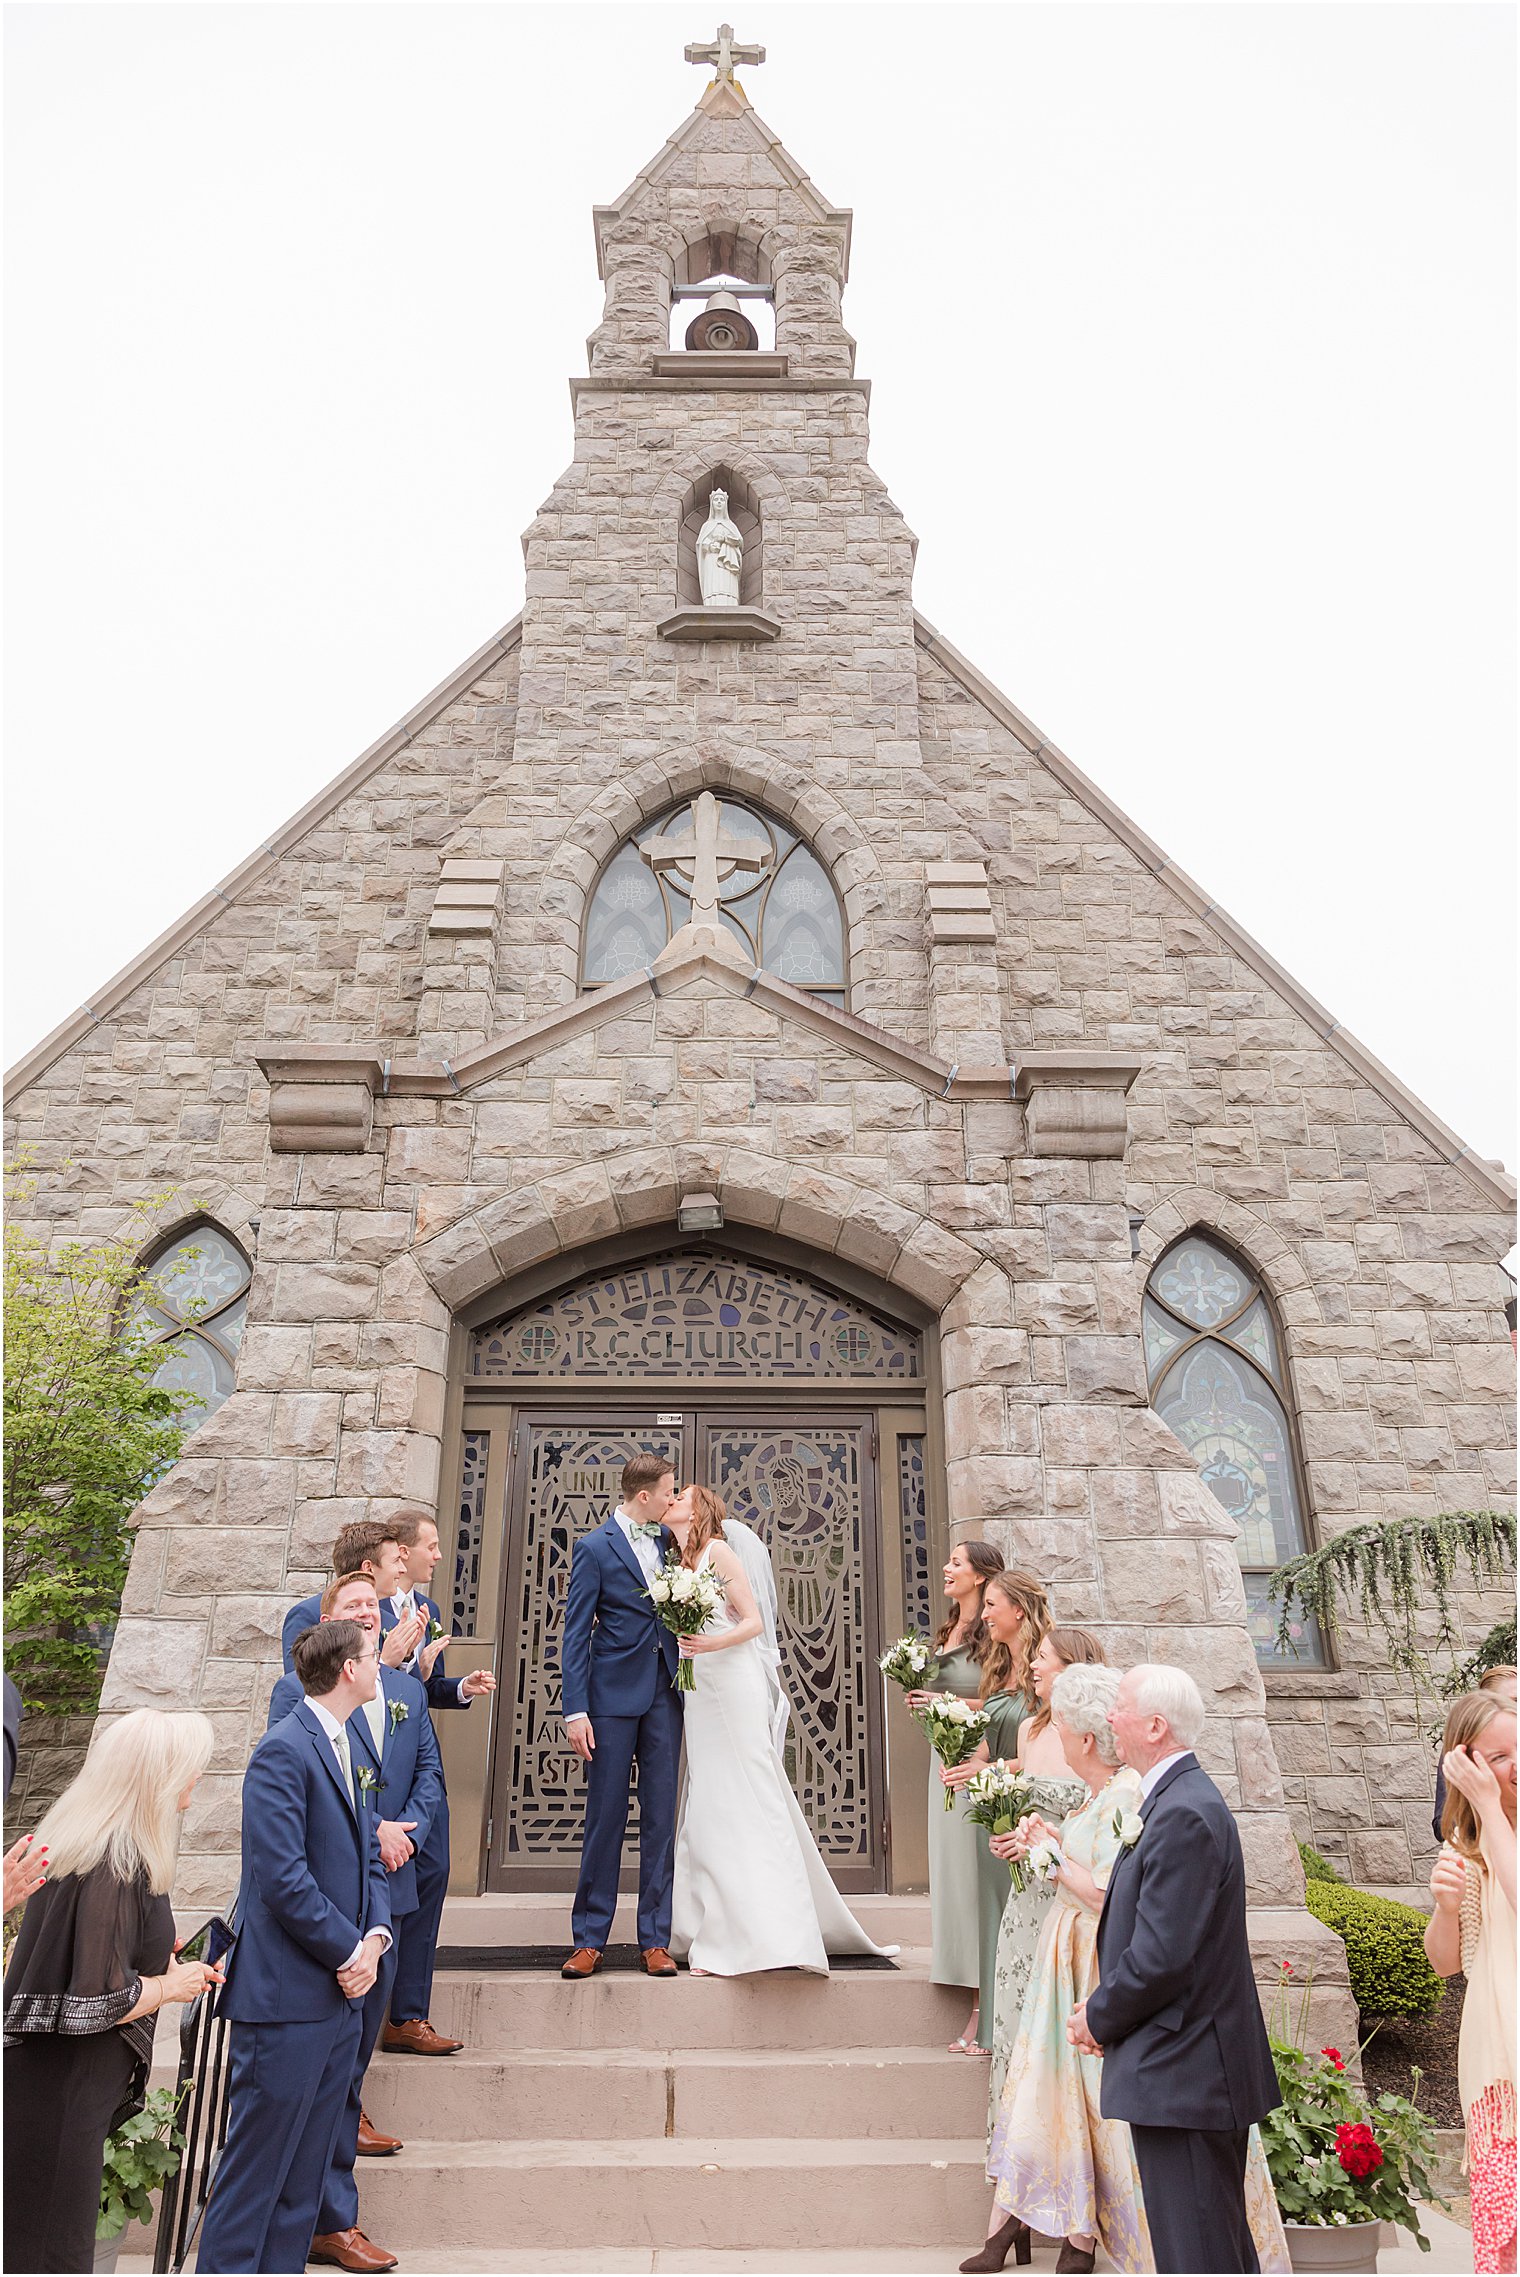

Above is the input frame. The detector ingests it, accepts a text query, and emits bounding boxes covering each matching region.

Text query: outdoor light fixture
[678,1192,724,1234]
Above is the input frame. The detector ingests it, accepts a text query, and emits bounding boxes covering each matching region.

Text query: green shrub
[1297,1838,1343,1885]
[1305,1878,1444,2021]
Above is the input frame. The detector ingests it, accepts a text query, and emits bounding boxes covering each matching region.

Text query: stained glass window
[582,798,846,1004]
[126,1222,251,1431]
[1144,1233,1324,1667]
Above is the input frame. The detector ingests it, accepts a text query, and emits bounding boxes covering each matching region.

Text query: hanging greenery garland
[1269,1509,1516,1692]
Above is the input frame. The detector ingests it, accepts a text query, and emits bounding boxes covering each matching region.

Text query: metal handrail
[152,1916,233,2274]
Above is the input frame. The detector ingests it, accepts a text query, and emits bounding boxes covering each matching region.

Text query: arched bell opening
[440,1227,945,1896]
[669,228,776,350]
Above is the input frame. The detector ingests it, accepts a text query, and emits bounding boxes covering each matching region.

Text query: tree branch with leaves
[4,1165,199,1715]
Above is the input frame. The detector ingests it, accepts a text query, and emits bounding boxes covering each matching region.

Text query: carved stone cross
[641,793,769,929]
[684,23,765,81]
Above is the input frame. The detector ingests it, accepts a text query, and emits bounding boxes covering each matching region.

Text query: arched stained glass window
[581,798,846,1005]
[1144,1233,1325,1667]
[127,1222,251,1431]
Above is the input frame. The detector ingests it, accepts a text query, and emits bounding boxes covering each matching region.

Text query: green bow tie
[630,1521,664,1541]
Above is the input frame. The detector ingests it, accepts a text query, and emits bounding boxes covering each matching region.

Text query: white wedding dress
[669,1536,896,1976]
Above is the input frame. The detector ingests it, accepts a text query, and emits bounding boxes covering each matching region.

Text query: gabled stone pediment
[255,938,1140,1149]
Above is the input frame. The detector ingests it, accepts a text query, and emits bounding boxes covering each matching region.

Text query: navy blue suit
[265,1664,441,2232]
[282,1585,469,2024]
[1086,1753,1280,2274]
[199,1700,392,2274]
[562,1515,682,1952]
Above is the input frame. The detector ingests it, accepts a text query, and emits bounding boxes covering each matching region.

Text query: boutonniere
[1113,1807,1144,1851]
[387,1698,410,1732]
[355,1766,378,1803]
[427,1616,445,1644]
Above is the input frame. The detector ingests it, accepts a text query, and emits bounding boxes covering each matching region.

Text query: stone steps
[365,2041,989,2141]
[357,1934,984,2254]
[426,1946,964,2051]
[345,2134,990,2252]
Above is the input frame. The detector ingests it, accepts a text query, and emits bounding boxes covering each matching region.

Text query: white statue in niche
[696,489,743,607]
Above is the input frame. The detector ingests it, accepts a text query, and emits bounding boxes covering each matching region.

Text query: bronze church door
[453,1246,936,1898]
[482,1406,885,1893]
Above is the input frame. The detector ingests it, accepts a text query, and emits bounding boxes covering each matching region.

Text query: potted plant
[1261,1967,1441,2272]
[96,2083,190,2273]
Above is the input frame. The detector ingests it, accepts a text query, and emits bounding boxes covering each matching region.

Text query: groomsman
[282,1510,497,2060]
[282,1519,413,1671]
[373,1509,497,2056]
[199,1622,392,2275]
[269,1573,443,2273]
[1071,1663,1281,2275]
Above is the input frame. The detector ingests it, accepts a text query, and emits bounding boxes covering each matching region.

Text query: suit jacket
[281,1588,465,1714]
[1086,1754,1280,2131]
[561,1517,679,1723]
[220,1700,391,2024]
[264,1663,442,1916]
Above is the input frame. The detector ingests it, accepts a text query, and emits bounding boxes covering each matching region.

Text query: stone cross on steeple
[641,793,768,933]
[684,23,765,82]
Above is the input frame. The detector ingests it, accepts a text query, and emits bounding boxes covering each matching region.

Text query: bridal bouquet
[917,1693,993,1810]
[962,1761,1042,1892]
[878,1634,940,1693]
[646,1560,727,1693]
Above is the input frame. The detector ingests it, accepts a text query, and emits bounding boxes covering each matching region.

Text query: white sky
[6,3,1515,1176]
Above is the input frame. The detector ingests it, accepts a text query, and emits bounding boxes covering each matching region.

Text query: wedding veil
[720,1517,791,1756]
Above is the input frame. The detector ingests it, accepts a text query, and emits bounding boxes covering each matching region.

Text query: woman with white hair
[969,1662,1141,2272]
[3,1708,224,2271]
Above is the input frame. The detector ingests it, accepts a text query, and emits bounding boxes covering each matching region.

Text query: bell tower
[513,25,923,1035]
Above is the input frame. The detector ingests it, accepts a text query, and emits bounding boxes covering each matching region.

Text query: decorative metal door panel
[697,1414,883,1891]
[487,1416,686,1888]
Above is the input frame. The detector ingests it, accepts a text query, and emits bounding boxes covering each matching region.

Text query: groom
[1070,1662,1281,2274]
[560,1454,682,1980]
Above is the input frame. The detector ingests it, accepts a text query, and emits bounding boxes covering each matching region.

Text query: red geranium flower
[1335,2122,1384,2180]
[1320,2046,1345,2071]
[1280,1959,1294,1976]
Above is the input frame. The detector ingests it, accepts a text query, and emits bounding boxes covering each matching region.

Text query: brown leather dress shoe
[356,2107,403,2155]
[308,2229,399,2272]
[560,1946,604,1980]
[381,2016,463,2056]
[640,1946,679,1976]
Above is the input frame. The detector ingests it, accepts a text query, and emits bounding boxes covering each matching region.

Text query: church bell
[684,289,759,353]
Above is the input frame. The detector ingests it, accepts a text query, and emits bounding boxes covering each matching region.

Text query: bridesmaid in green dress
[905,1540,1003,2053]
[940,1572,1051,2058]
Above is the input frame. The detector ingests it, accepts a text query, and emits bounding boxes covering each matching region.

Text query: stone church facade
[7,61,1514,1951]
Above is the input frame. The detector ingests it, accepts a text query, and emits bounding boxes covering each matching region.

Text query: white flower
[1114,1809,1144,1849]
[647,1574,672,1603]
[668,1569,697,1603]
[1027,1840,1062,1882]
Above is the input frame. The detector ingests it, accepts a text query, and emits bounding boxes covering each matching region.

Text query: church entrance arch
[447,1244,939,1895]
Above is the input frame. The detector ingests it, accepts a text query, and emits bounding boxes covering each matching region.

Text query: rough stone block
[100,1620,207,1710]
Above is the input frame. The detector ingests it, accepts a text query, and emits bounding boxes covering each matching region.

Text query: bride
[666,1484,895,1976]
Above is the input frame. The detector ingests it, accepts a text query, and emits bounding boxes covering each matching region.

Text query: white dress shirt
[390,1586,469,1704]
[305,1698,392,1965]
[1139,1748,1194,1803]
[565,1508,662,1729]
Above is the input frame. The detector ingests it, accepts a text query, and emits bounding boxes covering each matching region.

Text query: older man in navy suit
[269,1571,443,2272]
[1071,1663,1281,2275]
[561,1453,682,1979]
[199,1621,393,2275]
